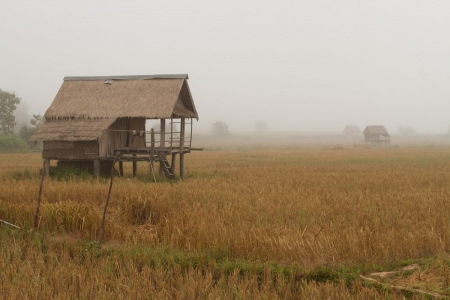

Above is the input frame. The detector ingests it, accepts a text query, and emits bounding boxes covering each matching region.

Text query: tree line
[0,88,43,151]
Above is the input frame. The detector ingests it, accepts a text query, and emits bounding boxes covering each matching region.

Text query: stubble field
[1,141,450,299]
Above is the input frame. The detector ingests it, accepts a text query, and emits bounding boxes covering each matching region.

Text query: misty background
[1,1,449,134]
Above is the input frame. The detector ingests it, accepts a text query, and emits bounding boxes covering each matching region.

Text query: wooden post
[34,160,46,229]
[44,159,50,176]
[190,117,193,150]
[180,117,185,180]
[94,160,100,178]
[119,161,123,176]
[159,119,166,177]
[170,117,173,151]
[132,155,137,178]
[100,155,117,243]
[150,128,154,175]
[160,118,165,149]
[159,156,165,178]
[171,153,176,175]
[180,154,184,180]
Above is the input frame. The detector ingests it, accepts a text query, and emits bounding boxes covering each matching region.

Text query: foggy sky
[1,1,449,134]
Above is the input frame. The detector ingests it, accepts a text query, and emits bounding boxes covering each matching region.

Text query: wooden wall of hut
[43,141,99,160]
[99,117,146,158]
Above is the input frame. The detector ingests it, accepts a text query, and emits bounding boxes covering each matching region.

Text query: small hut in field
[30,74,199,178]
[343,125,361,135]
[363,125,390,145]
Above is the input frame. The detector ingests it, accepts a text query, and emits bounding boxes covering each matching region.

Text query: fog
[1,1,449,134]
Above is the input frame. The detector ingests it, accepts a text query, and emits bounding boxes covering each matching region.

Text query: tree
[13,101,31,134]
[255,120,268,132]
[398,126,417,137]
[29,114,44,128]
[20,114,43,147]
[211,121,230,137]
[0,89,21,135]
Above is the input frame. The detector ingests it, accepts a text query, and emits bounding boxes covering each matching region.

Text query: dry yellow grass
[1,144,450,298]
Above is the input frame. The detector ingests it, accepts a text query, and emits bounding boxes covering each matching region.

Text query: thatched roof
[344,125,361,134]
[29,118,115,142]
[44,75,198,120]
[363,125,390,137]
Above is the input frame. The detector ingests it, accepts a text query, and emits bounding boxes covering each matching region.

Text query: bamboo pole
[0,218,20,229]
[33,160,46,229]
[100,155,117,243]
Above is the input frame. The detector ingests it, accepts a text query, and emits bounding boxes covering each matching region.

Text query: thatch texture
[44,76,198,120]
[30,118,115,142]
[363,125,390,137]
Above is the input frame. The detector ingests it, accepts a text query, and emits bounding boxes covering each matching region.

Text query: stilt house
[363,125,390,145]
[343,125,361,135]
[30,74,199,178]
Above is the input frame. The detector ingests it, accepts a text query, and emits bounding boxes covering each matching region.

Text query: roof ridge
[64,74,189,81]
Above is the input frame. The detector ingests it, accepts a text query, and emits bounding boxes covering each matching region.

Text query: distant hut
[363,125,390,145]
[343,125,361,135]
[30,74,199,179]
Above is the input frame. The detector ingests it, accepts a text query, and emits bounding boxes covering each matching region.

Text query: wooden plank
[117,146,180,153]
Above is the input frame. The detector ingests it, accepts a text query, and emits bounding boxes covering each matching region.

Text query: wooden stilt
[160,119,166,178]
[159,155,165,178]
[94,159,100,178]
[160,119,166,148]
[119,161,123,176]
[132,155,137,178]
[44,158,50,176]
[171,153,176,175]
[150,128,156,182]
[180,117,185,180]
[180,153,184,180]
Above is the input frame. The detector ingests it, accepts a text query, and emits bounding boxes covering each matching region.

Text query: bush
[0,135,29,152]
[50,166,93,181]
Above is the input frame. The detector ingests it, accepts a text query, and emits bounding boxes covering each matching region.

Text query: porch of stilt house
[112,117,193,180]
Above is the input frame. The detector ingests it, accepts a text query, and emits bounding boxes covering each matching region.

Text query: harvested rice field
[1,142,450,299]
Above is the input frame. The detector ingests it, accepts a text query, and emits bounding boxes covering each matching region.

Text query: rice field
[1,141,450,299]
